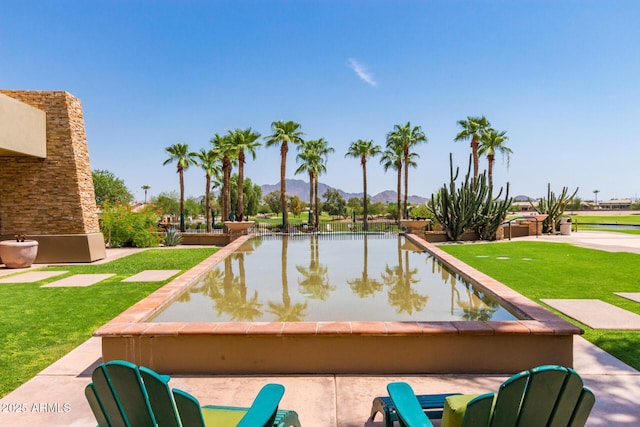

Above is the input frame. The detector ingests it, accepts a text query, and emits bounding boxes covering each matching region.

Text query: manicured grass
[569,215,640,225]
[0,247,217,397]
[440,241,640,370]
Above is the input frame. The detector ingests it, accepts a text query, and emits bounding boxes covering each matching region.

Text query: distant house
[511,201,538,212]
[511,195,538,212]
[597,199,633,210]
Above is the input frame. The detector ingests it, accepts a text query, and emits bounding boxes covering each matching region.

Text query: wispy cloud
[348,58,377,86]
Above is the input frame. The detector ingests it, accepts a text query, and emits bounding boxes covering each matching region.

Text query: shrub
[99,201,161,248]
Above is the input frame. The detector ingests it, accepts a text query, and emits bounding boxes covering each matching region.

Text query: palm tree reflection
[347,235,383,297]
[296,235,335,300]
[382,236,428,314]
[425,255,499,320]
[267,235,308,321]
[188,253,263,321]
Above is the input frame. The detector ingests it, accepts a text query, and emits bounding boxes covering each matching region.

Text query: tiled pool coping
[94,233,582,374]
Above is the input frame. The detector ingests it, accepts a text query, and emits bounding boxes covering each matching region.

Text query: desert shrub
[99,201,161,248]
[163,228,183,246]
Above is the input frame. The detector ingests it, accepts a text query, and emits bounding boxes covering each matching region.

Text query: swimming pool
[151,234,518,322]
[95,233,582,375]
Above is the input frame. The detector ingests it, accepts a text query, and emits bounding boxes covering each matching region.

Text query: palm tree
[210,133,235,223]
[163,143,194,231]
[296,138,333,228]
[454,116,491,180]
[264,120,304,230]
[191,148,220,232]
[345,139,382,230]
[387,122,428,219]
[479,128,511,187]
[380,141,404,224]
[227,128,261,221]
[141,185,150,204]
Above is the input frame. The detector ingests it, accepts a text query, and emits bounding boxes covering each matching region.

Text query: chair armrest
[387,382,435,427]
[236,383,285,427]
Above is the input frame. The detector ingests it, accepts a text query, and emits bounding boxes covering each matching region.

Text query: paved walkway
[1,232,640,426]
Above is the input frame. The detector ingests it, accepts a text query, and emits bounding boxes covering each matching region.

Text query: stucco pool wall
[95,234,582,375]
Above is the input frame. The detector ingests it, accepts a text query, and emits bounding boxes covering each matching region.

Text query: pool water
[151,234,518,322]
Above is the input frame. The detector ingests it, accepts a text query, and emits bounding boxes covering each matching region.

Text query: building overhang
[0,93,46,158]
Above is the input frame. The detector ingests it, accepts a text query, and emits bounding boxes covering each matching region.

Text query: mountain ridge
[260,179,428,204]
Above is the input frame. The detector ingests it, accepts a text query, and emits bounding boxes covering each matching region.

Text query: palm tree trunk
[205,174,212,232]
[362,158,368,231]
[223,156,231,222]
[179,168,185,232]
[488,154,495,188]
[314,174,320,229]
[237,150,245,221]
[403,148,409,220]
[280,143,288,230]
[308,171,314,225]
[471,136,479,180]
[396,162,402,223]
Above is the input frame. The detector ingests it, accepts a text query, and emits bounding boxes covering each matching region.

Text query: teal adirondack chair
[84,360,301,427]
[387,365,595,427]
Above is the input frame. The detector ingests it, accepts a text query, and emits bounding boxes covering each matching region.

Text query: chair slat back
[139,366,181,427]
[104,361,156,427]
[517,366,568,427]
[546,368,586,427]
[490,371,529,427]
[462,393,494,427]
[568,388,596,427]
[91,364,129,427]
[173,389,207,427]
[486,365,595,427]
[85,383,112,427]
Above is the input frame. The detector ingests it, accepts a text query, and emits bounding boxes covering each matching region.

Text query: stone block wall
[0,90,100,236]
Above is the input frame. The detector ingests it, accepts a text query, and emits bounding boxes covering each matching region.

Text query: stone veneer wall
[0,90,100,235]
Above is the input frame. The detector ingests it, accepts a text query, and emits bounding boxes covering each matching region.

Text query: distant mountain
[260,179,428,204]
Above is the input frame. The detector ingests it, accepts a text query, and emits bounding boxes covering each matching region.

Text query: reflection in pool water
[151,234,518,322]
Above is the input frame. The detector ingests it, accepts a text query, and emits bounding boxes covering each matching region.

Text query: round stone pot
[0,240,39,268]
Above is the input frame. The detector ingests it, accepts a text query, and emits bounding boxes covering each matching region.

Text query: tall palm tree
[227,128,261,221]
[345,139,382,231]
[210,133,235,223]
[191,148,220,232]
[163,143,194,231]
[264,120,304,230]
[380,141,404,224]
[141,185,150,204]
[479,128,511,187]
[296,138,333,228]
[455,116,491,180]
[387,122,427,219]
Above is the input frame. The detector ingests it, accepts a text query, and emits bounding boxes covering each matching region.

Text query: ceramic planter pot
[0,240,39,268]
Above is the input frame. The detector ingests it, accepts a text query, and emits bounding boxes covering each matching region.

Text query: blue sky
[2,1,639,203]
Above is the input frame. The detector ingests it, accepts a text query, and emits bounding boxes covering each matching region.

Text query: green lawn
[0,247,217,397]
[440,241,640,370]
[569,215,640,225]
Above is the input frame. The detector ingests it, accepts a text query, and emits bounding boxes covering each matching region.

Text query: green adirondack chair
[387,365,595,427]
[84,360,301,427]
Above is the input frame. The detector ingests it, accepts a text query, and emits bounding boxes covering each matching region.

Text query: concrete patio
[0,334,637,426]
[1,231,640,426]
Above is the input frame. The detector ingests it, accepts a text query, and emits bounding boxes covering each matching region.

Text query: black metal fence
[253,220,398,235]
